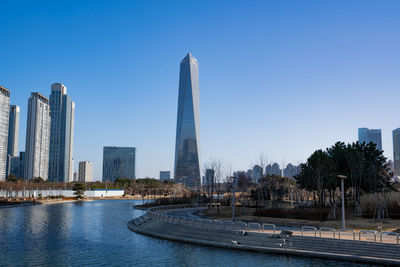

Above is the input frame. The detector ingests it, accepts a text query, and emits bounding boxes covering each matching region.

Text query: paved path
[160,208,399,244]
[128,209,400,266]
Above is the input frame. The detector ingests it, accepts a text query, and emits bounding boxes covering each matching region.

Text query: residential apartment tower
[48,83,75,182]
[24,93,51,180]
[0,86,10,181]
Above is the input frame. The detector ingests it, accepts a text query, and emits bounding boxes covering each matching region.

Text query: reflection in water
[0,200,373,267]
[27,204,49,235]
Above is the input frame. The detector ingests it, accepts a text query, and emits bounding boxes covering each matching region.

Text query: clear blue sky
[1,0,399,180]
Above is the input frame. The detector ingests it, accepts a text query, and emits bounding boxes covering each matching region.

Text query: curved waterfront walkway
[128,204,400,266]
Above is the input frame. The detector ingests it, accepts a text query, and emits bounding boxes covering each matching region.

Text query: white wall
[0,189,125,198]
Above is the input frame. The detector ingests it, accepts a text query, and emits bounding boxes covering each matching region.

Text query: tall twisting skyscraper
[48,83,75,182]
[174,53,201,187]
[0,86,10,181]
[24,93,51,180]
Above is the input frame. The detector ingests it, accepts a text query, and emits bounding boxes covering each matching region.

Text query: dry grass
[361,192,400,215]
[202,206,400,232]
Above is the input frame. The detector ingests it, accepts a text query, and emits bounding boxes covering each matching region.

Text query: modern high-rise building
[358,128,382,150]
[79,161,93,182]
[283,163,301,178]
[6,105,20,177]
[7,105,19,157]
[266,163,282,176]
[174,53,201,188]
[0,86,10,181]
[393,128,400,176]
[160,171,171,181]
[102,146,136,182]
[24,92,51,180]
[246,169,254,180]
[252,165,263,183]
[8,152,24,178]
[203,169,214,187]
[48,83,75,182]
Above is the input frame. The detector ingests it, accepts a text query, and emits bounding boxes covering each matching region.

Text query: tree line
[295,141,397,214]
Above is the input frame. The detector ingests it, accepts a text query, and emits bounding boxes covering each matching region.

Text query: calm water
[0,200,372,267]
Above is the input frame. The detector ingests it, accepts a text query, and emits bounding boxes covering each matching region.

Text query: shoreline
[0,196,146,209]
[127,219,400,266]
[128,206,400,266]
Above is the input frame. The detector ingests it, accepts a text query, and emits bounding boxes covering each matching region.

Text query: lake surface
[0,200,372,266]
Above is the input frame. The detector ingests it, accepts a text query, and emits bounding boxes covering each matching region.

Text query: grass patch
[254,208,330,221]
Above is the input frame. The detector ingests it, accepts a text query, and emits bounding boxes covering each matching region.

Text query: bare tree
[204,158,225,208]
[258,152,268,177]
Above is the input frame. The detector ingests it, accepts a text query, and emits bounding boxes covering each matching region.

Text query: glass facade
[0,86,10,181]
[102,146,136,182]
[8,152,24,178]
[174,53,201,188]
[48,83,75,182]
[393,128,400,176]
[160,171,171,181]
[6,105,20,177]
[358,128,382,151]
[7,105,19,157]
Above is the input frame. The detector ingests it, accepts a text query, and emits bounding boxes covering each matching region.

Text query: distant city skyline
[1,1,400,180]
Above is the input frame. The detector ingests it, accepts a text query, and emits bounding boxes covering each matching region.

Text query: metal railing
[359,230,377,242]
[379,232,400,244]
[319,227,336,238]
[301,226,317,237]
[262,223,276,234]
[248,222,261,232]
[141,204,400,245]
[338,229,356,240]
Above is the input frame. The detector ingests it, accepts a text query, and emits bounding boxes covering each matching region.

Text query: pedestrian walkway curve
[128,204,400,266]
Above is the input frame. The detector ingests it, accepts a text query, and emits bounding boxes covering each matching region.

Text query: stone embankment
[128,204,400,266]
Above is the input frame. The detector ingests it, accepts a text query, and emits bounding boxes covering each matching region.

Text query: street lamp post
[337,175,347,229]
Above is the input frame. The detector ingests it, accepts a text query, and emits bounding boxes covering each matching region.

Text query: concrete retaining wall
[127,205,400,266]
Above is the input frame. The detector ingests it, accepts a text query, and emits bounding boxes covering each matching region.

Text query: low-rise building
[79,161,93,182]
[160,171,171,181]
